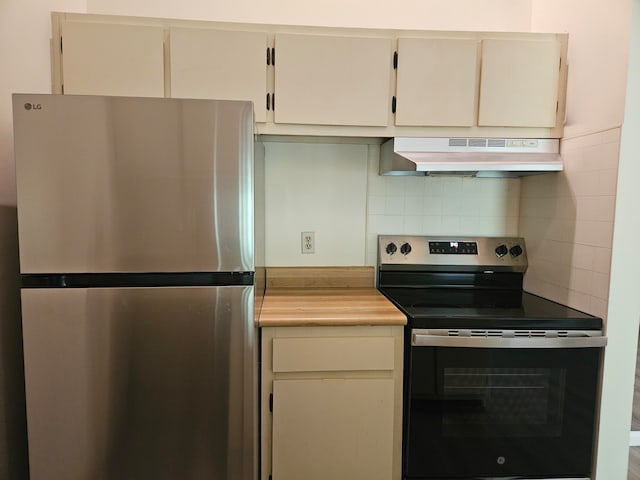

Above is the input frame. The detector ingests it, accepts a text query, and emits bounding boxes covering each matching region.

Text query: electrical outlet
[301,231,315,254]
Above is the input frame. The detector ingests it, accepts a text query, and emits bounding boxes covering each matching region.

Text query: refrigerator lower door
[21,286,257,480]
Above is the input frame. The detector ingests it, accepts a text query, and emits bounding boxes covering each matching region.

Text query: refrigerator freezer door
[13,94,255,274]
[21,286,258,480]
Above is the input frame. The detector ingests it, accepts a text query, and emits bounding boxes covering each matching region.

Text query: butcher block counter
[258,266,406,327]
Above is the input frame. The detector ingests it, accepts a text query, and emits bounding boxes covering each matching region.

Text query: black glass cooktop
[379,288,603,330]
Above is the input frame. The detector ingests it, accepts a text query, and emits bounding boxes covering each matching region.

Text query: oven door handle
[412,331,607,348]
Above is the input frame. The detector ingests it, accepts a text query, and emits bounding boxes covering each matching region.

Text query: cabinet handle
[392,96,397,114]
[271,47,275,66]
[266,47,271,65]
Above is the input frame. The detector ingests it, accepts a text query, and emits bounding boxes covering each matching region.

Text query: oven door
[405,329,606,479]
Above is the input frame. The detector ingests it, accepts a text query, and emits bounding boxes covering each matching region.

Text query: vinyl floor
[630,447,640,479]
[629,338,640,479]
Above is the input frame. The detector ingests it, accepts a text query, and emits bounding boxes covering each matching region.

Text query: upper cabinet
[478,38,561,127]
[394,36,563,130]
[51,13,568,138]
[169,28,269,122]
[273,34,393,126]
[395,37,478,127]
[59,21,165,97]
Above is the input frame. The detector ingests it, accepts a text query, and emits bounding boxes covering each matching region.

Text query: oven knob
[495,244,508,258]
[509,244,523,257]
[385,242,398,255]
[400,243,412,255]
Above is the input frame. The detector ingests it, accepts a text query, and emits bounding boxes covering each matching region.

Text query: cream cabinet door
[61,21,164,97]
[169,28,268,122]
[478,38,561,127]
[395,38,478,126]
[273,34,393,126]
[271,378,394,480]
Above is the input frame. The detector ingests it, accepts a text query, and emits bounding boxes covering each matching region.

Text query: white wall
[85,0,532,31]
[264,142,369,266]
[531,0,630,139]
[595,0,640,477]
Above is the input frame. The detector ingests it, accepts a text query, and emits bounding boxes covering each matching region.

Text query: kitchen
[0,0,638,479]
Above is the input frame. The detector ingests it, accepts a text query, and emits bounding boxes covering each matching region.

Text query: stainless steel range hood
[380,137,562,177]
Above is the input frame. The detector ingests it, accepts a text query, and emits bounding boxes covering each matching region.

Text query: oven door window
[441,366,565,438]
[406,346,600,479]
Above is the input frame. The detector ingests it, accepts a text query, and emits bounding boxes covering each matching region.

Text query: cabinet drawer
[272,336,395,373]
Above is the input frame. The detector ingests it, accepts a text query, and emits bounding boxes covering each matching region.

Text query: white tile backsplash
[264,142,525,267]
[593,247,613,274]
[365,149,521,265]
[571,243,597,271]
[264,135,618,312]
[520,128,620,317]
[570,267,594,294]
[575,220,615,248]
[576,195,616,222]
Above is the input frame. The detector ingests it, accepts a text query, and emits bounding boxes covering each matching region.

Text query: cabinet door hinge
[393,51,398,70]
[392,96,397,114]
[267,47,271,66]
[269,392,273,412]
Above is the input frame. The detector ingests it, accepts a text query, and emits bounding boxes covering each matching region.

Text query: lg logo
[24,103,42,111]
[497,456,506,465]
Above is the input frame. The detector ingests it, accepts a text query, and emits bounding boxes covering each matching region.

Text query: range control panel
[378,235,527,272]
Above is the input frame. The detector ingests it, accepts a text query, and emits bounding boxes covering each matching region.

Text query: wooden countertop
[258,266,406,327]
[258,288,407,327]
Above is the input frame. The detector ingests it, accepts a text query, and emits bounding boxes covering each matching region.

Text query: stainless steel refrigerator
[12,93,265,480]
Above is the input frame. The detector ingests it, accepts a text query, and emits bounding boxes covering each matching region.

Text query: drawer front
[272,336,395,373]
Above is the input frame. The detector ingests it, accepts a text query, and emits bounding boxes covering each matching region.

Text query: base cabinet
[272,378,394,480]
[261,326,403,480]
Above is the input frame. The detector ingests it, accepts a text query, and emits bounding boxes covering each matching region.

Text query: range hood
[380,137,562,177]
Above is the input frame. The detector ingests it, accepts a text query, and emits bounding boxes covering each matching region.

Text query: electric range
[377,235,605,480]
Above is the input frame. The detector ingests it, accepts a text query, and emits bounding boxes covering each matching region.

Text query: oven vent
[515,331,546,337]
[471,330,502,337]
[448,329,573,338]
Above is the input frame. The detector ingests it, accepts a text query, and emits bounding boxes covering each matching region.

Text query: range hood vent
[380,137,562,178]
